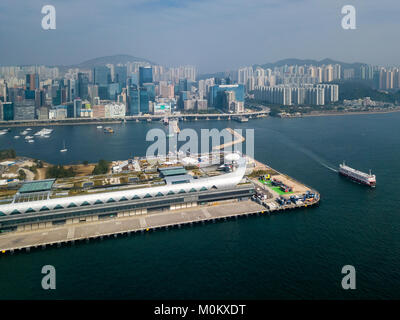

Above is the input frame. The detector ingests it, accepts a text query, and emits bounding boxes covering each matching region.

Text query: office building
[139,87,149,114]
[14,100,35,120]
[139,67,153,86]
[77,73,89,100]
[209,84,245,110]
[93,66,111,86]
[114,66,128,88]
[73,98,82,118]
[0,102,14,121]
[26,74,39,91]
[128,86,140,115]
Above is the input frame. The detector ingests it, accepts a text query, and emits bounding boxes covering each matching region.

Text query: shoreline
[0,120,123,128]
[0,108,399,128]
[0,110,269,128]
[297,108,400,118]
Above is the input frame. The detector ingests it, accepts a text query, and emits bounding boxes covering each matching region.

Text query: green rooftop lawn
[259,179,293,195]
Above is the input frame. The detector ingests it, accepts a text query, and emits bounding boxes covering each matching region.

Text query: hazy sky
[0,0,399,72]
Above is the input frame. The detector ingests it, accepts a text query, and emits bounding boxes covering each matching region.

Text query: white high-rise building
[238,66,254,85]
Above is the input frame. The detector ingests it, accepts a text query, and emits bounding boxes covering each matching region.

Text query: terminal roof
[18,179,55,194]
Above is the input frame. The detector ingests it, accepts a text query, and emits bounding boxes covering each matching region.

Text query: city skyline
[0,0,400,72]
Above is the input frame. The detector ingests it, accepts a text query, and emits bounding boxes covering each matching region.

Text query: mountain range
[58,54,367,75]
[254,58,367,70]
[58,54,153,72]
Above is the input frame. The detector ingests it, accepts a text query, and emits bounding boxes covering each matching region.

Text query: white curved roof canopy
[0,157,247,215]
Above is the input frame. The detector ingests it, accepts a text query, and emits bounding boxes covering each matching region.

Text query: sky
[0,0,399,73]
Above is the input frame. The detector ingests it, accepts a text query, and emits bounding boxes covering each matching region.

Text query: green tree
[92,159,110,175]
[0,149,16,160]
[46,165,76,179]
[18,169,26,181]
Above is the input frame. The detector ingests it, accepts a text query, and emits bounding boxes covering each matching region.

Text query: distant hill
[334,80,400,103]
[198,58,368,79]
[255,58,366,70]
[65,54,154,69]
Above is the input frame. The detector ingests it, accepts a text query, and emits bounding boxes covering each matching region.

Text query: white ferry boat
[339,161,376,187]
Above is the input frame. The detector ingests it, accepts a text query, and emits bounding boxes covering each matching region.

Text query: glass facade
[139,87,149,114]
[142,83,155,102]
[107,83,120,100]
[209,84,244,108]
[114,66,127,87]
[130,72,139,87]
[93,66,111,86]
[139,67,153,85]
[98,86,108,100]
[1,102,14,120]
[129,86,140,115]
[77,73,89,100]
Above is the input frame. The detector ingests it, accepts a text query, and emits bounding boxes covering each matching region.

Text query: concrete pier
[0,198,318,254]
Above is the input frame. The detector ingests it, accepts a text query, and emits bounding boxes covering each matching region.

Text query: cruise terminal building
[0,157,255,233]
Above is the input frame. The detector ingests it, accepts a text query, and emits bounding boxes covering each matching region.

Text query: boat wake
[320,163,338,173]
[295,144,338,172]
[271,129,338,173]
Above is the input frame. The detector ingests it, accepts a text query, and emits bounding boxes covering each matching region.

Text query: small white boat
[25,135,34,140]
[35,128,53,136]
[97,125,103,129]
[20,130,28,135]
[0,131,7,135]
[14,135,20,139]
[60,140,67,152]
[26,128,32,131]
[28,139,34,143]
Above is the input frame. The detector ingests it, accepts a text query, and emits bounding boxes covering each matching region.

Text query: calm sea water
[0,113,400,299]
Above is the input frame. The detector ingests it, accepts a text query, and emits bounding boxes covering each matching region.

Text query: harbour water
[0,113,400,299]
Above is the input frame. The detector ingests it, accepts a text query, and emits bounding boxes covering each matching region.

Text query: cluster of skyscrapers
[0,61,248,121]
[238,64,342,92]
[1,58,398,120]
[254,84,339,106]
[377,67,400,90]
